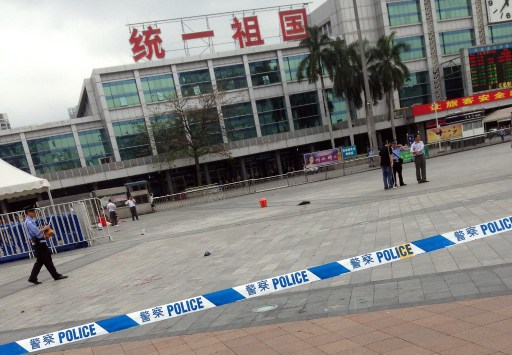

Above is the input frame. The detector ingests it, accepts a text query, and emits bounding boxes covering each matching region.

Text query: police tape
[2,215,512,354]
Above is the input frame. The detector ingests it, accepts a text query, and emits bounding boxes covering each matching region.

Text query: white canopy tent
[0,159,54,210]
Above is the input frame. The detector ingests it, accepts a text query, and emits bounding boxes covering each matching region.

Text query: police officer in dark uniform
[25,206,68,285]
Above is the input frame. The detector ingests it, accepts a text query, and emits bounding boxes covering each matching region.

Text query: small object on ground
[298,201,310,206]
[259,198,267,208]
[204,251,211,257]
[141,229,146,235]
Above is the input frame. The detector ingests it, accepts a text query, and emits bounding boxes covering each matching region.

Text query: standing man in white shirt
[410,134,429,183]
[106,199,119,226]
[125,196,139,221]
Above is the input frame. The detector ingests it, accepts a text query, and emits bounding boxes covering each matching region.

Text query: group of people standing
[378,134,428,190]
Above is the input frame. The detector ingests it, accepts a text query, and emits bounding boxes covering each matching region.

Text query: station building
[1,0,512,208]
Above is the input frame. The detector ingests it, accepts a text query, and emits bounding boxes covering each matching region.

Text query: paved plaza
[1,143,512,353]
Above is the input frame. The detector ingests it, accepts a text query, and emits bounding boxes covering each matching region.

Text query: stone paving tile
[43,295,507,355]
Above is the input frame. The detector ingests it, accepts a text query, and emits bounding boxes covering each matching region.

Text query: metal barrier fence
[0,198,112,263]
[153,155,379,211]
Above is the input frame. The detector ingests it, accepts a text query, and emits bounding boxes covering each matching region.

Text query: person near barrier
[25,206,68,285]
[125,196,139,221]
[391,141,407,187]
[410,134,428,183]
[106,199,118,226]
[379,141,395,190]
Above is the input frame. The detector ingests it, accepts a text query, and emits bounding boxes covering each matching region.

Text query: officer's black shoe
[54,275,68,281]
[28,278,41,285]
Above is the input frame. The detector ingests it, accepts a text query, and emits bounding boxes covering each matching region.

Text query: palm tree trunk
[388,90,397,141]
[319,74,336,149]
[347,100,355,146]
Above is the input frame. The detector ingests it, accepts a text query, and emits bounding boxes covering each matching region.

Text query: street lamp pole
[352,0,378,150]
[434,102,441,151]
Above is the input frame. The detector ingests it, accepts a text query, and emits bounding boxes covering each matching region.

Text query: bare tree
[148,91,232,186]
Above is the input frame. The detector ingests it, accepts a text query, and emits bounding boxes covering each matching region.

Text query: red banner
[412,89,512,116]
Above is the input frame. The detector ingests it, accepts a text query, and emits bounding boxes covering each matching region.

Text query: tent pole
[47,189,55,206]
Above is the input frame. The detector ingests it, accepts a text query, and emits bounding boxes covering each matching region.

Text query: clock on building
[487,0,512,23]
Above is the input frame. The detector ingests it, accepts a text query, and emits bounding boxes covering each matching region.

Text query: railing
[152,155,380,211]
[0,198,112,263]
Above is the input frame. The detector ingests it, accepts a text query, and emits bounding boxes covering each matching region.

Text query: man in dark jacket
[379,142,394,190]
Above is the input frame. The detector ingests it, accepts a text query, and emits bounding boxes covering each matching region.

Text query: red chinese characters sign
[129,26,165,62]
[412,89,512,116]
[128,7,309,62]
[231,16,265,48]
[279,9,308,41]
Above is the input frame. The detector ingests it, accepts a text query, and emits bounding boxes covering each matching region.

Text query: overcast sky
[0,1,323,128]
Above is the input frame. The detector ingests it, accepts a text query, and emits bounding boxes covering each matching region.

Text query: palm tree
[297,26,336,149]
[370,32,410,141]
[329,38,362,145]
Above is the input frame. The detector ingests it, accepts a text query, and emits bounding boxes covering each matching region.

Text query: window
[326,89,348,124]
[394,36,426,61]
[221,102,257,141]
[140,74,176,103]
[319,21,332,36]
[249,59,281,86]
[444,65,464,99]
[435,0,472,20]
[489,23,512,43]
[150,114,179,154]
[256,97,289,136]
[289,91,321,130]
[440,29,475,55]
[214,64,248,91]
[28,134,81,174]
[78,129,112,166]
[0,142,29,172]
[178,69,212,97]
[387,0,422,27]
[112,119,152,160]
[282,54,308,82]
[399,71,431,107]
[102,79,140,109]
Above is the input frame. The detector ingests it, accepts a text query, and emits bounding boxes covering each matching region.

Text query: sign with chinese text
[400,146,429,163]
[426,123,463,143]
[412,89,512,116]
[342,145,357,159]
[303,149,342,168]
[468,42,512,93]
[127,5,309,62]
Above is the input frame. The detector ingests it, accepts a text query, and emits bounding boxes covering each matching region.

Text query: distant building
[0,114,10,130]
[68,106,78,119]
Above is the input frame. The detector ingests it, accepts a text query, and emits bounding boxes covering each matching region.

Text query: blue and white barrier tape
[2,215,512,354]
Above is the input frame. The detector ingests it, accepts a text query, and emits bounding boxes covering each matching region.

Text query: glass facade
[140,74,176,103]
[102,79,140,109]
[28,134,81,174]
[179,69,213,97]
[394,36,427,61]
[150,114,178,154]
[249,59,281,86]
[282,54,308,82]
[290,91,321,130]
[187,109,223,144]
[489,23,512,43]
[0,142,29,172]
[222,102,257,141]
[326,90,348,124]
[78,129,111,166]
[399,71,431,107]
[440,29,475,55]
[214,64,247,91]
[112,119,152,160]
[387,0,422,26]
[256,97,289,136]
[443,65,464,99]
[435,0,472,20]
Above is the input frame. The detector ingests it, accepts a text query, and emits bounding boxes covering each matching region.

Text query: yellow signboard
[426,123,463,143]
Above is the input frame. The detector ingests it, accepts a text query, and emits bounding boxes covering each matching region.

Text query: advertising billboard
[426,123,463,143]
